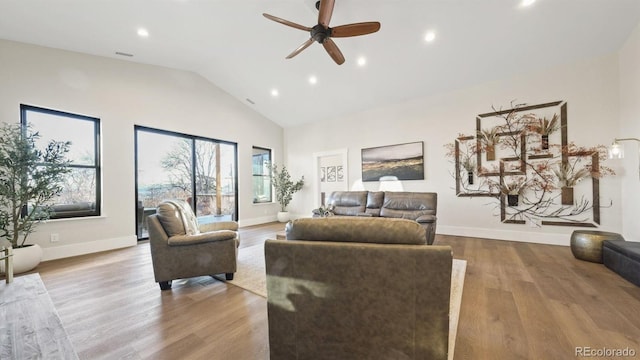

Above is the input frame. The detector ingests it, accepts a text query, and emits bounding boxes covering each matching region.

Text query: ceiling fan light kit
[263,0,381,65]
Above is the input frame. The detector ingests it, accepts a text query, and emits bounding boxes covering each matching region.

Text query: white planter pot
[277,211,290,223]
[0,244,42,274]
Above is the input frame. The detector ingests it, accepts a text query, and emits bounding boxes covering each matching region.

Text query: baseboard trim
[239,215,278,227]
[42,235,138,261]
[437,225,570,246]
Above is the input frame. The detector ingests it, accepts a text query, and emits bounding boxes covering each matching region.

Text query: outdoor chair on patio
[147,200,240,290]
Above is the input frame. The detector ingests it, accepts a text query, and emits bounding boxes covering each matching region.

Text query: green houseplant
[269,164,304,222]
[0,122,70,273]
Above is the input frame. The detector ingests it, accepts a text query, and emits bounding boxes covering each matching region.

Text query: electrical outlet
[50,233,59,242]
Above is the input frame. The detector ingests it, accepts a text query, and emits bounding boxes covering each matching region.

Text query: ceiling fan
[263,0,381,65]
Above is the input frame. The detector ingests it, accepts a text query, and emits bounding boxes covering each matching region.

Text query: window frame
[252,146,273,204]
[134,125,239,240]
[20,104,101,219]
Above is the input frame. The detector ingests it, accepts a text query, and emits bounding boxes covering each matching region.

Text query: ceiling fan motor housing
[311,24,331,43]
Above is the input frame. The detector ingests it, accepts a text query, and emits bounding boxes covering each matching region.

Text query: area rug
[0,273,78,359]
[227,243,467,359]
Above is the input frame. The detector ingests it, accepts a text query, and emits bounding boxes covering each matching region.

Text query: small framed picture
[327,166,336,182]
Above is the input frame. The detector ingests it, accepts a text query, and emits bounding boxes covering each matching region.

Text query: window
[21,104,101,219]
[252,147,272,204]
[135,126,238,240]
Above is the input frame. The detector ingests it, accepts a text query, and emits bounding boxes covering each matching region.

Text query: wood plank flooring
[31,223,640,360]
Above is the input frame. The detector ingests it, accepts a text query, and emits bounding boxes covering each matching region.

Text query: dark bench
[603,240,640,287]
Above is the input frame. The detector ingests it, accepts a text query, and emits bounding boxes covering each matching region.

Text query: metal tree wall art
[445,101,614,227]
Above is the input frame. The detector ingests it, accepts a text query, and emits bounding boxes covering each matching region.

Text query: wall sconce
[609,137,640,179]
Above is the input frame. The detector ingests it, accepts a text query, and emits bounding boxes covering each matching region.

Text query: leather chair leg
[159,280,172,290]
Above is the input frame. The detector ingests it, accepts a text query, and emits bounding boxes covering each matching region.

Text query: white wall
[285,54,624,246]
[0,39,284,260]
[618,21,640,242]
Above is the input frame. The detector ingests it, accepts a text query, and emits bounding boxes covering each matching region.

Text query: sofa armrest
[199,221,239,232]
[416,215,437,224]
[168,230,237,246]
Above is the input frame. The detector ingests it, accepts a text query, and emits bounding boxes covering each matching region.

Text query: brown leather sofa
[265,217,453,359]
[326,191,438,244]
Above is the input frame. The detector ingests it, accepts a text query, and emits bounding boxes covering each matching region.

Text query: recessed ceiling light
[137,28,149,38]
[521,0,535,6]
[271,89,279,97]
[308,75,318,85]
[424,31,436,43]
[357,57,367,67]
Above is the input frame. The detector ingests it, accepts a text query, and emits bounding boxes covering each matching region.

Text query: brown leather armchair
[148,200,240,290]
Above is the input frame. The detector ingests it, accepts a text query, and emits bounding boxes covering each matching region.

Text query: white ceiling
[1,0,639,128]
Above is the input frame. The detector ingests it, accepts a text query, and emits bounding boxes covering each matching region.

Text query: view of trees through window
[135,127,237,239]
[21,104,101,219]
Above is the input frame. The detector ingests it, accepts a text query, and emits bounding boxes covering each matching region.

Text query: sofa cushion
[380,191,437,220]
[285,217,427,245]
[156,200,200,237]
[329,191,368,216]
[364,191,384,216]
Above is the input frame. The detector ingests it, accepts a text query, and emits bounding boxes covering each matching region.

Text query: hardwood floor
[33,223,640,360]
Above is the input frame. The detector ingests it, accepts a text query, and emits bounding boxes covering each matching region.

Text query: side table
[570,230,625,263]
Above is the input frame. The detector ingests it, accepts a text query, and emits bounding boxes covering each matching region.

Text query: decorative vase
[486,145,495,161]
[277,211,290,223]
[0,243,42,274]
[541,134,549,150]
[561,187,574,205]
[467,171,474,185]
[507,194,519,207]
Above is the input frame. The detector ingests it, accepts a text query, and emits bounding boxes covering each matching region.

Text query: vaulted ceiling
[1,0,639,127]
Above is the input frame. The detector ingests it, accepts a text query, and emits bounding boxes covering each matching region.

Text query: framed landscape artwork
[361,141,424,181]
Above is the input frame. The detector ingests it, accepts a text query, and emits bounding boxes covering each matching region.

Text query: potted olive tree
[0,122,70,274]
[270,164,304,222]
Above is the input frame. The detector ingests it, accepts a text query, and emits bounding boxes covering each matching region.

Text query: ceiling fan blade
[286,38,315,59]
[263,13,312,32]
[322,38,345,65]
[331,22,381,37]
[318,0,335,28]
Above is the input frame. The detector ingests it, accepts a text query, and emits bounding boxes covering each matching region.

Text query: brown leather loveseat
[326,191,438,244]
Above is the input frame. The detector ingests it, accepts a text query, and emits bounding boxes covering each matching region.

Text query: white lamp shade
[609,142,624,159]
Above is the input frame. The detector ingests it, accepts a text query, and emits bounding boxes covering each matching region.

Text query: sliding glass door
[135,126,237,240]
